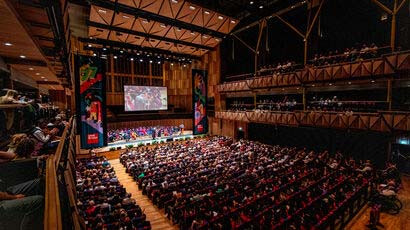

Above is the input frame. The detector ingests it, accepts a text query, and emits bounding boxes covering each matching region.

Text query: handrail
[54,117,72,168]
[44,155,62,230]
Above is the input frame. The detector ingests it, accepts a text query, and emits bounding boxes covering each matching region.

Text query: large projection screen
[124,85,168,111]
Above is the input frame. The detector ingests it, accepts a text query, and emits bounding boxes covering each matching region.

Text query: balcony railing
[215,110,410,133]
[218,50,410,92]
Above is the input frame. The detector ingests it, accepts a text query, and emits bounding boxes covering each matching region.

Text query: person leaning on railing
[0,138,45,230]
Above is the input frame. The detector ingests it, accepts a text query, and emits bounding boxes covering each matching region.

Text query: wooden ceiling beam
[36,81,60,85]
[3,57,47,67]
[89,0,227,38]
[87,20,213,50]
[80,37,201,60]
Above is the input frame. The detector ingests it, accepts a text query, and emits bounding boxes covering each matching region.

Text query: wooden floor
[110,159,179,230]
[346,175,410,230]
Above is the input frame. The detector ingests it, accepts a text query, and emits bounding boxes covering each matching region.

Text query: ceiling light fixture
[250,1,254,5]
[190,31,195,35]
[142,19,149,24]
[44,79,48,81]
[41,76,45,79]
[202,35,208,38]
[171,63,174,66]
[130,58,134,61]
[176,28,182,32]
[103,48,107,51]
[88,44,92,47]
[204,11,210,15]
[149,60,153,63]
[158,61,161,64]
[171,0,178,3]
[189,5,196,10]
[231,20,236,24]
[259,5,264,9]
[140,59,143,62]
[36,73,41,75]
[348,82,352,84]
[183,64,186,67]
[20,55,26,59]
[4,42,12,46]
[114,56,118,59]
[93,53,97,56]
[29,67,34,70]
[122,15,130,19]
[160,24,166,28]
[218,16,224,20]
[98,9,107,14]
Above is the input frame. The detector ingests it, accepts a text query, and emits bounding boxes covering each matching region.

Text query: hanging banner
[192,69,208,135]
[75,55,107,148]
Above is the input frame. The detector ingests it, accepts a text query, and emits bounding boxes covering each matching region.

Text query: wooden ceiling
[0,0,70,91]
[86,0,239,56]
[0,0,46,61]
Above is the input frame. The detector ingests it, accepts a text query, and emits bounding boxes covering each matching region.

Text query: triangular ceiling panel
[140,0,163,14]
[113,13,134,29]
[90,5,113,25]
[116,0,142,8]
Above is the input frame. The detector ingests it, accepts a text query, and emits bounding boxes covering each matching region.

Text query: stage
[94,130,194,153]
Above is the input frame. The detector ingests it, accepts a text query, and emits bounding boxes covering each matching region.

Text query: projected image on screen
[124,86,167,111]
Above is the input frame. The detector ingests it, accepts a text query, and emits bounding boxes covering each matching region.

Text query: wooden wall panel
[49,89,67,110]
[107,118,193,130]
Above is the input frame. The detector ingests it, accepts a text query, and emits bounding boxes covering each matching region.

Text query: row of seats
[120,137,372,230]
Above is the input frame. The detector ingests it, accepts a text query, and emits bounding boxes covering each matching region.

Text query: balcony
[215,110,410,133]
[217,51,410,93]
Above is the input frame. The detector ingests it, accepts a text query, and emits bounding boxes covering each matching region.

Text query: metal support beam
[255,20,266,73]
[304,0,325,65]
[89,0,227,38]
[275,15,305,38]
[232,34,256,53]
[302,87,306,111]
[87,20,212,50]
[370,0,393,14]
[387,79,392,110]
[231,0,308,35]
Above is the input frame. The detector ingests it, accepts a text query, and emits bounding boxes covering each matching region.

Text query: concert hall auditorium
[1,0,410,229]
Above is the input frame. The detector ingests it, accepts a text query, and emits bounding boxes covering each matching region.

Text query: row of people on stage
[107,126,183,143]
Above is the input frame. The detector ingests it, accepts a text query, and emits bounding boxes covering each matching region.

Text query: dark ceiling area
[220,0,410,77]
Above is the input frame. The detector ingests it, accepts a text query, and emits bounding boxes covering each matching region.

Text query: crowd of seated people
[257,60,298,76]
[256,98,300,112]
[107,126,182,143]
[307,96,387,113]
[76,157,151,230]
[310,43,381,66]
[228,101,252,112]
[119,137,385,230]
[0,89,70,229]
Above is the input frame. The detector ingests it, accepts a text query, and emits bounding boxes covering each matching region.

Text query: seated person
[27,119,59,155]
[0,178,44,230]
[0,137,36,163]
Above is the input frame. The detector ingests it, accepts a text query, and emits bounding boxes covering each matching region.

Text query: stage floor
[94,131,193,153]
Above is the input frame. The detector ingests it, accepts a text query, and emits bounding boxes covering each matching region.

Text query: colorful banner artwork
[192,69,208,135]
[75,55,107,148]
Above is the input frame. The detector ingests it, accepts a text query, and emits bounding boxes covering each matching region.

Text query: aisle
[346,175,410,230]
[110,159,178,230]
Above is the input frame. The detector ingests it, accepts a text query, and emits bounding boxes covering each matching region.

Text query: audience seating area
[75,157,151,229]
[120,137,374,230]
